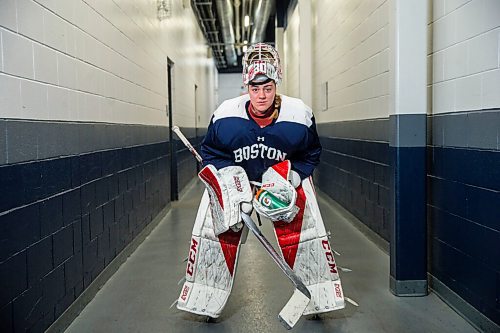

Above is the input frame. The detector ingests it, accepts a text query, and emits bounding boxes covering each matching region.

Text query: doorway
[167,58,178,201]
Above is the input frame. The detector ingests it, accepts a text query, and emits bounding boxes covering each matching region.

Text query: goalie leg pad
[272,178,345,315]
[177,190,244,317]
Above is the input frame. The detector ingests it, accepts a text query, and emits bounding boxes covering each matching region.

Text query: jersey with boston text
[201,94,321,182]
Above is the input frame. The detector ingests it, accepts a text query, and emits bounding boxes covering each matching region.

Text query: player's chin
[255,103,271,111]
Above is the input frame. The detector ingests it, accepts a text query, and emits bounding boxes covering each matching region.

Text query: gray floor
[65,180,478,333]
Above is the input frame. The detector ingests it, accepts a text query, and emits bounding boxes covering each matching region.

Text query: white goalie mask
[242,43,282,86]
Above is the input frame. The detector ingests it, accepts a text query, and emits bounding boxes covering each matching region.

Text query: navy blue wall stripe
[0,119,169,165]
[427,146,500,325]
[428,146,500,192]
[427,111,500,326]
[0,136,173,332]
[316,128,391,241]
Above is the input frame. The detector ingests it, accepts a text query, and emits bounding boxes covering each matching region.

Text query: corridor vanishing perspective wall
[281,0,499,329]
[0,1,215,332]
[427,1,499,327]
[0,122,171,331]
[310,0,391,241]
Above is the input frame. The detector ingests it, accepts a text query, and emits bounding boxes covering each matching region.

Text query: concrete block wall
[0,123,172,332]
[313,0,389,123]
[430,0,500,113]
[1,1,160,124]
[295,0,392,241]
[281,0,499,327]
[0,1,216,332]
[427,0,500,327]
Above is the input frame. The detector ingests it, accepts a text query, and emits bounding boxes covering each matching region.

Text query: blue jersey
[201,94,321,182]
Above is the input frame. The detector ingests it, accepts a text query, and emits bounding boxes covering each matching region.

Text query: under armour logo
[257,136,265,142]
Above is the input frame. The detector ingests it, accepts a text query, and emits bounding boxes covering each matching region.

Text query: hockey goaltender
[175,43,346,329]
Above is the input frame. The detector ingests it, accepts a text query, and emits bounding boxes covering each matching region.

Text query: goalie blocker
[177,160,345,319]
[197,164,253,235]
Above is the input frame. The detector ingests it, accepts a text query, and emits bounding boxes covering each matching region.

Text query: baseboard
[429,274,500,333]
[390,276,428,296]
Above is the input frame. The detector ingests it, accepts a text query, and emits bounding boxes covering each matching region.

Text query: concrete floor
[65,180,478,333]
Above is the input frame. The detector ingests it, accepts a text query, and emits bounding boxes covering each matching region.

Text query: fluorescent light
[244,15,249,27]
[242,45,247,53]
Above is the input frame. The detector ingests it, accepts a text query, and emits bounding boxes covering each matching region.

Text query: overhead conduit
[191,0,274,68]
[215,0,238,66]
[250,0,274,44]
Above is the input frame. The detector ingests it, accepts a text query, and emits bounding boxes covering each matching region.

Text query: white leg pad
[177,190,243,318]
[273,178,345,315]
[296,236,345,315]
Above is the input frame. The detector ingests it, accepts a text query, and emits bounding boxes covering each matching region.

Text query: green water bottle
[255,189,288,210]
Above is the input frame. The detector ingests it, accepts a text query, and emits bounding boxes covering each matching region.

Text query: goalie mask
[242,43,282,86]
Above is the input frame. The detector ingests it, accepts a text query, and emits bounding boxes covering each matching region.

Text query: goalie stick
[172,126,311,329]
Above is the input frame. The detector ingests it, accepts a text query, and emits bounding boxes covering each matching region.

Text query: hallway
[1,1,499,332]
[64,180,477,333]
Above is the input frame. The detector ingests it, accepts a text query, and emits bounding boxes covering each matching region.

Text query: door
[167,58,178,201]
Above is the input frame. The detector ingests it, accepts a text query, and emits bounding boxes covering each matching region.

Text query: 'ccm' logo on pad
[321,239,338,274]
[186,238,198,276]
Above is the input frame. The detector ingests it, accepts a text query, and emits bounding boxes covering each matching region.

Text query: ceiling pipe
[244,0,252,44]
[250,0,274,44]
[215,0,238,66]
[234,0,242,56]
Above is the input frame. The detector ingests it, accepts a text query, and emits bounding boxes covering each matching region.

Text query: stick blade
[278,289,310,330]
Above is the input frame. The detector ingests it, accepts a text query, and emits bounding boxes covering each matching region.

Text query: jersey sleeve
[291,116,322,179]
[200,117,234,170]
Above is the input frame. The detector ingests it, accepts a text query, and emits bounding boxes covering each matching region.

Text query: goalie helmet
[242,43,282,86]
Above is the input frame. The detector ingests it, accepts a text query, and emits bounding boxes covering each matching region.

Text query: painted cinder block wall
[427,0,499,327]
[281,0,499,328]
[311,0,392,240]
[0,1,216,332]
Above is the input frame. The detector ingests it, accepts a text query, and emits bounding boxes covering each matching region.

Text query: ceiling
[190,0,280,73]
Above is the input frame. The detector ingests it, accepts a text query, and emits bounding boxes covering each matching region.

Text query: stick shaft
[172,126,203,163]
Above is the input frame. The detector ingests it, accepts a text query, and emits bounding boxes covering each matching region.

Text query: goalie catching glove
[253,160,300,222]
[198,165,253,235]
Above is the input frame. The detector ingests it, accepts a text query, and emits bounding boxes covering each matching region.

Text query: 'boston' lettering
[233,143,287,162]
